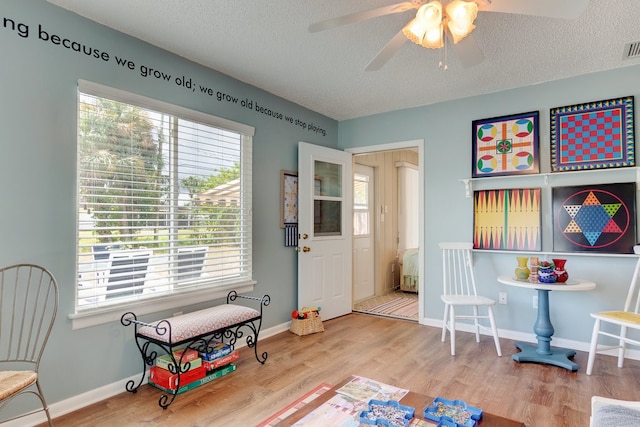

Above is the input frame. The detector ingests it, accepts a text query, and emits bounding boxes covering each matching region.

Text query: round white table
[497,275,596,371]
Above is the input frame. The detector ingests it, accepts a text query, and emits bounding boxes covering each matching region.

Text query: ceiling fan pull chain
[439,34,448,71]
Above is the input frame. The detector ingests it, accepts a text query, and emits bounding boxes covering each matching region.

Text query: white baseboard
[420,316,640,361]
[2,322,291,427]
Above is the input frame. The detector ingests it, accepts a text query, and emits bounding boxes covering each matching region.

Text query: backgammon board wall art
[473,188,541,251]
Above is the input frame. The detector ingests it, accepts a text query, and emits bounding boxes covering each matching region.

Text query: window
[75,81,254,314]
[353,172,370,236]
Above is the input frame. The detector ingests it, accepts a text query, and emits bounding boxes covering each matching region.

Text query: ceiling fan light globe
[402,1,444,49]
[416,1,442,24]
[446,0,478,43]
[422,26,444,48]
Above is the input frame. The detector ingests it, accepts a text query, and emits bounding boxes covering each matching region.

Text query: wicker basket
[289,311,324,336]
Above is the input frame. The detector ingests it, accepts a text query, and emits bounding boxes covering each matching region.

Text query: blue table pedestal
[511,288,580,371]
[512,342,579,371]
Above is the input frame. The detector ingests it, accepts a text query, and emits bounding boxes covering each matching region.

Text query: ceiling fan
[308,0,590,71]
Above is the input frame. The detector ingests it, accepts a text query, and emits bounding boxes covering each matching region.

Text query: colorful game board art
[550,96,635,172]
[553,183,636,254]
[474,188,541,251]
[472,111,539,178]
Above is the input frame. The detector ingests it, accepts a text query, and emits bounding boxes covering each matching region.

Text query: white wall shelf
[473,248,639,259]
[460,167,640,198]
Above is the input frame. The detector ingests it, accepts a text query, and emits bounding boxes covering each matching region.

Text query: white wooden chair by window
[0,264,58,426]
[105,250,152,300]
[177,246,208,281]
[439,242,502,357]
[586,256,640,375]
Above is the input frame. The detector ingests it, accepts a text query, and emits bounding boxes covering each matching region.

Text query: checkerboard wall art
[550,96,635,172]
[472,111,540,178]
[552,183,636,254]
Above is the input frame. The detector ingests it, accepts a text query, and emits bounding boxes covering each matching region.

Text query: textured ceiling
[47,0,640,120]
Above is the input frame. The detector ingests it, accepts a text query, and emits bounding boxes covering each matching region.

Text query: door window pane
[314,200,342,235]
[313,160,343,236]
[353,173,370,236]
[314,161,341,197]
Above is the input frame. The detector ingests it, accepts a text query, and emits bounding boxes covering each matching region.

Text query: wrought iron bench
[121,290,270,409]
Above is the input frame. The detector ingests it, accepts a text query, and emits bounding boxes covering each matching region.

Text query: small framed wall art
[550,96,635,172]
[472,111,540,178]
[473,188,541,251]
[281,170,298,247]
[280,170,298,228]
[552,182,636,253]
[280,170,298,227]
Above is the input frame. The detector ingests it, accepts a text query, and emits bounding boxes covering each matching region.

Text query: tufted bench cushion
[138,304,260,344]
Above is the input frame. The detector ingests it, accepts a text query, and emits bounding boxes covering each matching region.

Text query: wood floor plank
[46,313,640,427]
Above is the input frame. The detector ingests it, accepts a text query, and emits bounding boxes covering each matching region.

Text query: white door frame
[346,139,425,324]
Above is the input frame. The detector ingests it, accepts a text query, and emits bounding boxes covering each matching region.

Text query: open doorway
[349,141,423,322]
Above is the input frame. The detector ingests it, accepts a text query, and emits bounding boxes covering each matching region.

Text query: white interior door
[298,142,352,320]
[353,164,375,301]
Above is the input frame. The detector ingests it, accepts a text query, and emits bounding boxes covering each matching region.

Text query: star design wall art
[552,183,636,253]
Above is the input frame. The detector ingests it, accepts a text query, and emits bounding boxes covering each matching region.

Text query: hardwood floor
[48,313,640,426]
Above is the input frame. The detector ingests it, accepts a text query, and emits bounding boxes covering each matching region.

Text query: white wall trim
[420,315,640,360]
[346,139,426,331]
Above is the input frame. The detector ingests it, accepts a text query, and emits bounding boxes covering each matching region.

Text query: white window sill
[68,281,256,330]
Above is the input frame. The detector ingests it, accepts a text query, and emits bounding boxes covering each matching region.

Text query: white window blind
[76,81,253,311]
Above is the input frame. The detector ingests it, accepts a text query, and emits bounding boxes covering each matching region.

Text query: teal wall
[339,65,640,343]
[1,0,337,410]
[3,0,640,416]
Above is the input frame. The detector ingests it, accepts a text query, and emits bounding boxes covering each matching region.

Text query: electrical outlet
[498,292,507,304]
[532,296,538,309]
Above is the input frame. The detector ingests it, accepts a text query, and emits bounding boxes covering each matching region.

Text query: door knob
[302,246,311,252]
[300,233,309,240]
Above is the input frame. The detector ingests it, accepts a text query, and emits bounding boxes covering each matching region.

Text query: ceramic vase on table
[515,256,530,280]
[552,258,568,283]
[538,261,556,283]
[529,257,539,283]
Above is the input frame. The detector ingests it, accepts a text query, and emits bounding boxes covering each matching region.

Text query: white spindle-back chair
[586,256,640,375]
[440,242,502,356]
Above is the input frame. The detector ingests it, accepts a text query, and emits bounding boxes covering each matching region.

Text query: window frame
[70,80,255,329]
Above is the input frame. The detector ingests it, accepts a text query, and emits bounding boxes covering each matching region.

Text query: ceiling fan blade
[365,29,409,71]
[451,33,484,68]
[308,2,421,33]
[478,0,589,19]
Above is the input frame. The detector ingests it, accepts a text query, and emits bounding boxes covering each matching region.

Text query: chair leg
[586,318,601,375]
[34,380,53,426]
[488,306,502,357]
[441,304,449,343]
[449,306,456,356]
[618,325,628,368]
[473,305,480,343]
